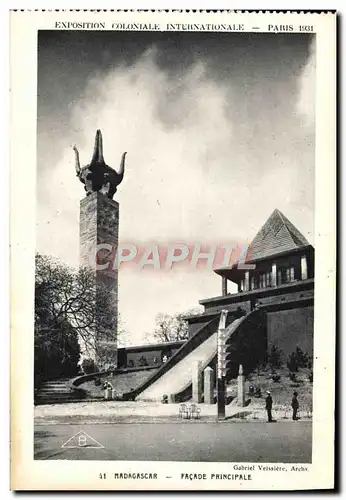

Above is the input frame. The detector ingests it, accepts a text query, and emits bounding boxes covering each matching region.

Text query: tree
[35,253,117,382]
[34,318,81,386]
[81,358,97,374]
[148,307,203,343]
[117,313,131,347]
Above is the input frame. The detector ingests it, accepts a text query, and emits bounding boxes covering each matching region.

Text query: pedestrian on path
[265,390,273,422]
[291,391,299,420]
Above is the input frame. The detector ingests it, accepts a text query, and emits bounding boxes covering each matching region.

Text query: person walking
[265,390,273,422]
[291,391,299,420]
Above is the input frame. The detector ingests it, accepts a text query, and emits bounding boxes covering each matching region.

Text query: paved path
[35,401,311,424]
[34,421,312,463]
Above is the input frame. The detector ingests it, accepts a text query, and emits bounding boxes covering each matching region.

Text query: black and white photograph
[10,10,336,491]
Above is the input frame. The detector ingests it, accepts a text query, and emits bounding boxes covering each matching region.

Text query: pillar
[192,360,202,403]
[204,366,214,404]
[222,276,228,296]
[301,254,308,280]
[80,191,119,369]
[237,364,245,407]
[244,271,250,291]
[271,262,277,287]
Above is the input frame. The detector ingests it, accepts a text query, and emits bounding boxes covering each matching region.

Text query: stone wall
[125,347,177,368]
[267,306,314,357]
[117,342,185,368]
[187,319,210,339]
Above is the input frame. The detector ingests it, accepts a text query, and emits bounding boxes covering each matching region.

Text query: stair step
[36,395,83,402]
[38,391,74,396]
[41,388,69,392]
[37,396,77,401]
[39,391,72,395]
[42,384,69,388]
[36,378,85,404]
[39,387,73,392]
[40,386,70,390]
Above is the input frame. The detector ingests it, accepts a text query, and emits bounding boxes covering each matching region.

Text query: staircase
[35,379,86,405]
[125,308,265,403]
[125,314,250,402]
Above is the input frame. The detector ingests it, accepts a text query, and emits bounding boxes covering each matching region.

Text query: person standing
[292,391,299,420]
[265,390,273,422]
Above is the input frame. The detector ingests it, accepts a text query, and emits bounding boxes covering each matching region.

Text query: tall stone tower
[79,192,119,368]
[74,130,127,369]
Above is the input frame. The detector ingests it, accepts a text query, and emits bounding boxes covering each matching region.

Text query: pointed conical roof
[247,209,309,262]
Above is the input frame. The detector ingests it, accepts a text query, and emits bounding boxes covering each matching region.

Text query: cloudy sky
[37,30,315,345]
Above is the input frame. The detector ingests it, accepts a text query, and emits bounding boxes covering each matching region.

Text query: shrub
[271,374,281,382]
[82,358,97,374]
[295,347,309,368]
[94,377,101,386]
[287,347,310,372]
[289,372,297,382]
[268,345,283,370]
[139,356,149,367]
[287,352,299,372]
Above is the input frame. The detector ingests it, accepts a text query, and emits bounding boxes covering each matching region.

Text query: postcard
[10,9,336,490]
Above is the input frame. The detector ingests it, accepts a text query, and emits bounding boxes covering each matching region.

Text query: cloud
[37,46,315,344]
[296,38,316,129]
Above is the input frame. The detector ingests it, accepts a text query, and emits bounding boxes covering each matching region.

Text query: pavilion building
[186,208,314,357]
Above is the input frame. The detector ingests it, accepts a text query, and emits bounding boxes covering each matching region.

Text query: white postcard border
[10,10,336,491]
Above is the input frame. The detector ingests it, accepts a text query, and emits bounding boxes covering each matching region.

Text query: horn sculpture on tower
[73,129,127,199]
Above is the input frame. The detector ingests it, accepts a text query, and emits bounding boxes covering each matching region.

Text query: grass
[80,368,157,399]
